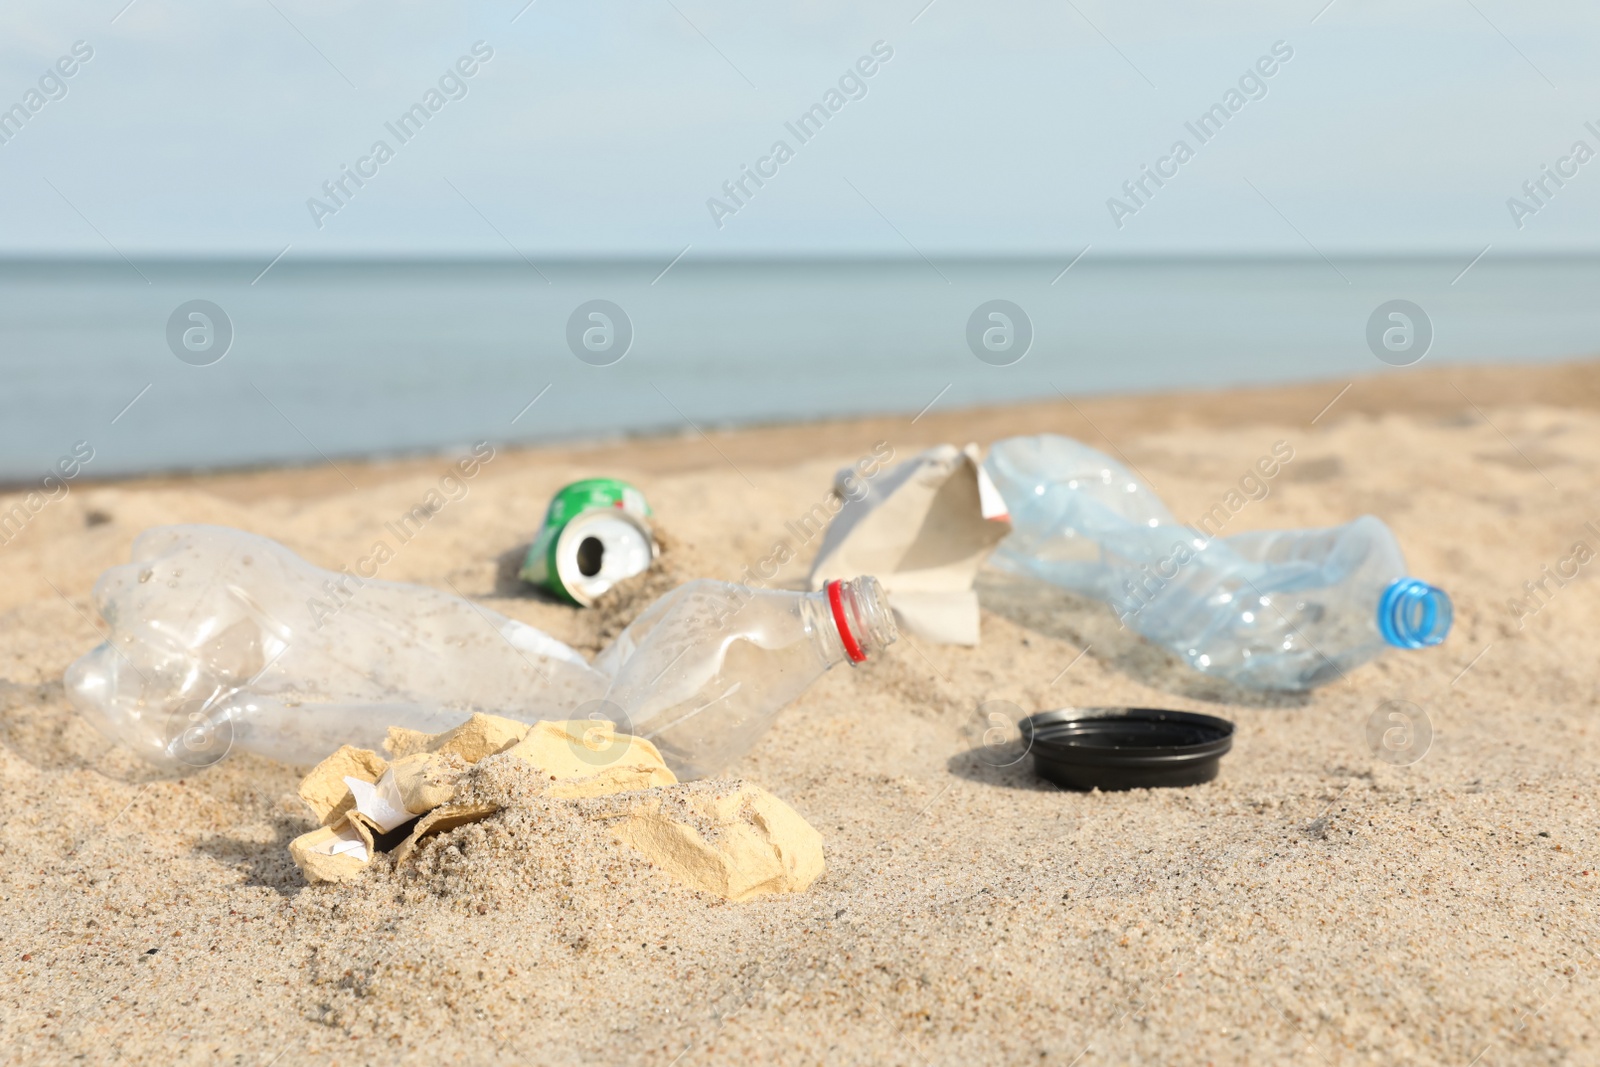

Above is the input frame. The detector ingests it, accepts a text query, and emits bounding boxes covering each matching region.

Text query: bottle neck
[809,576,898,666]
[1377,578,1452,648]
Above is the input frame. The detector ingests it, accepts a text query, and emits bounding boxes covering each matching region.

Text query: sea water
[1,254,1596,482]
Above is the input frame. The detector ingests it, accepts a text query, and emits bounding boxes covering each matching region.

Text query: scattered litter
[598,780,825,902]
[343,773,414,833]
[809,444,1011,646]
[507,719,676,797]
[520,478,658,605]
[594,576,898,778]
[383,725,434,760]
[389,803,502,866]
[297,744,387,823]
[65,525,889,781]
[419,712,529,762]
[581,525,689,653]
[1020,707,1235,791]
[64,525,610,768]
[288,712,825,902]
[984,434,1452,689]
[289,818,374,882]
[387,752,471,812]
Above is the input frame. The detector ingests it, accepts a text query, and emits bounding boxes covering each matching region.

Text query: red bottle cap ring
[827,579,867,664]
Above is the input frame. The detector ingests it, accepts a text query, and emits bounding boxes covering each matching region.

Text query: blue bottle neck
[1378,578,1452,648]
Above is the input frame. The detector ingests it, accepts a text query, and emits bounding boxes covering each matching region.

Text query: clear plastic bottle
[66,525,897,776]
[66,525,609,767]
[983,434,1451,690]
[592,576,898,778]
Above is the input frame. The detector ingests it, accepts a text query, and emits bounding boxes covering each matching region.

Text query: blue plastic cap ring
[1378,578,1453,649]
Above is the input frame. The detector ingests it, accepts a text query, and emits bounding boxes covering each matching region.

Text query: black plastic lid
[1021,707,1235,791]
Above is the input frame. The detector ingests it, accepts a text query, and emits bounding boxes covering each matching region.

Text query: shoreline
[47,357,1600,503]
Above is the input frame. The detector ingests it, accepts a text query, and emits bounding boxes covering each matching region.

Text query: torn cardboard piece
[292,720,520,882]
[381,712,530,761]
[600,782,825,903]
[808,444,1011,646]
[422,712,530,762]
[289,817,375,883]
[507,719,677,797]
[390,803,501,866]
[291,714,674,880]
[298,744,388,825]
[383,725,432,759]
[388,751,470,814]
[288,713,822,902]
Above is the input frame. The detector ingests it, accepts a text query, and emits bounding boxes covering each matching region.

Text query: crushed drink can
[520,478,657,606]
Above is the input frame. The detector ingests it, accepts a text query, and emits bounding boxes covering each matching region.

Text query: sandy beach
[1,361,1596,1065]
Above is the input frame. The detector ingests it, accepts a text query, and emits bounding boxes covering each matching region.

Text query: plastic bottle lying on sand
[983,435,1451,690]
[594,576,898,779]
[66,525,896,776]
[66,526,610,767]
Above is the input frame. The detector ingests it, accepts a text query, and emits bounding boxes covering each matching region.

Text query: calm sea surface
[1,255,1596,481]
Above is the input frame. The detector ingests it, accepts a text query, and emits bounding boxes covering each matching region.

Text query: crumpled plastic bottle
[66,526,609,767]
[65,525,896,776]
[983,434,1451,690]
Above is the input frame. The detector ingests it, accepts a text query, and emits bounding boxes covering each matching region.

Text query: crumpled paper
[288,712,825,901]
[808,443,1012,645]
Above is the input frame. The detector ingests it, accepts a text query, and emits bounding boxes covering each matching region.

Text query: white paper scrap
[312,821,370,863]
[344,772,415,833]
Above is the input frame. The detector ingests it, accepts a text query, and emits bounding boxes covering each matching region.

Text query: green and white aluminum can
[520,478,657,606]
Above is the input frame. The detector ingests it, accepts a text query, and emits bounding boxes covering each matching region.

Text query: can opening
[576,536,604,578]
[544,508,656,606]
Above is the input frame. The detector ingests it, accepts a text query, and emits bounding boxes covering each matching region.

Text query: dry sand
[0,362,1596,1065]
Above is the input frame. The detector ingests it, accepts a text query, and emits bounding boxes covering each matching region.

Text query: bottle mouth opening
[827,580,869,663]
[827,577,898,665]
[1378,578,1453,649]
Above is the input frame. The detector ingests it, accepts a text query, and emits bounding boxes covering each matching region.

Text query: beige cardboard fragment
[390,803,501,866]
[507,719,677,795]
[808,444,1012,646]
[388,752,468,814]
[291,717,832,895]
[383,725,433,759]
[604,783,825,902]
[289,815,376,883]
[298,745,388,825]
[545,765,677,799]
[423,712,530,762]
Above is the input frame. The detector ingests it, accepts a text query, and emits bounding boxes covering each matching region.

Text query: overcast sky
[2,0,1598,256]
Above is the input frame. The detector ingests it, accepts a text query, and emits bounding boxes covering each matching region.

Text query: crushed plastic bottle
[65,525,897,776]
[983,435,1451,690]
[66,526,610,767]
[594,576,898,779]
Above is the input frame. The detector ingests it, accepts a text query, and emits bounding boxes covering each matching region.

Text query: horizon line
[3,248,1599,265]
